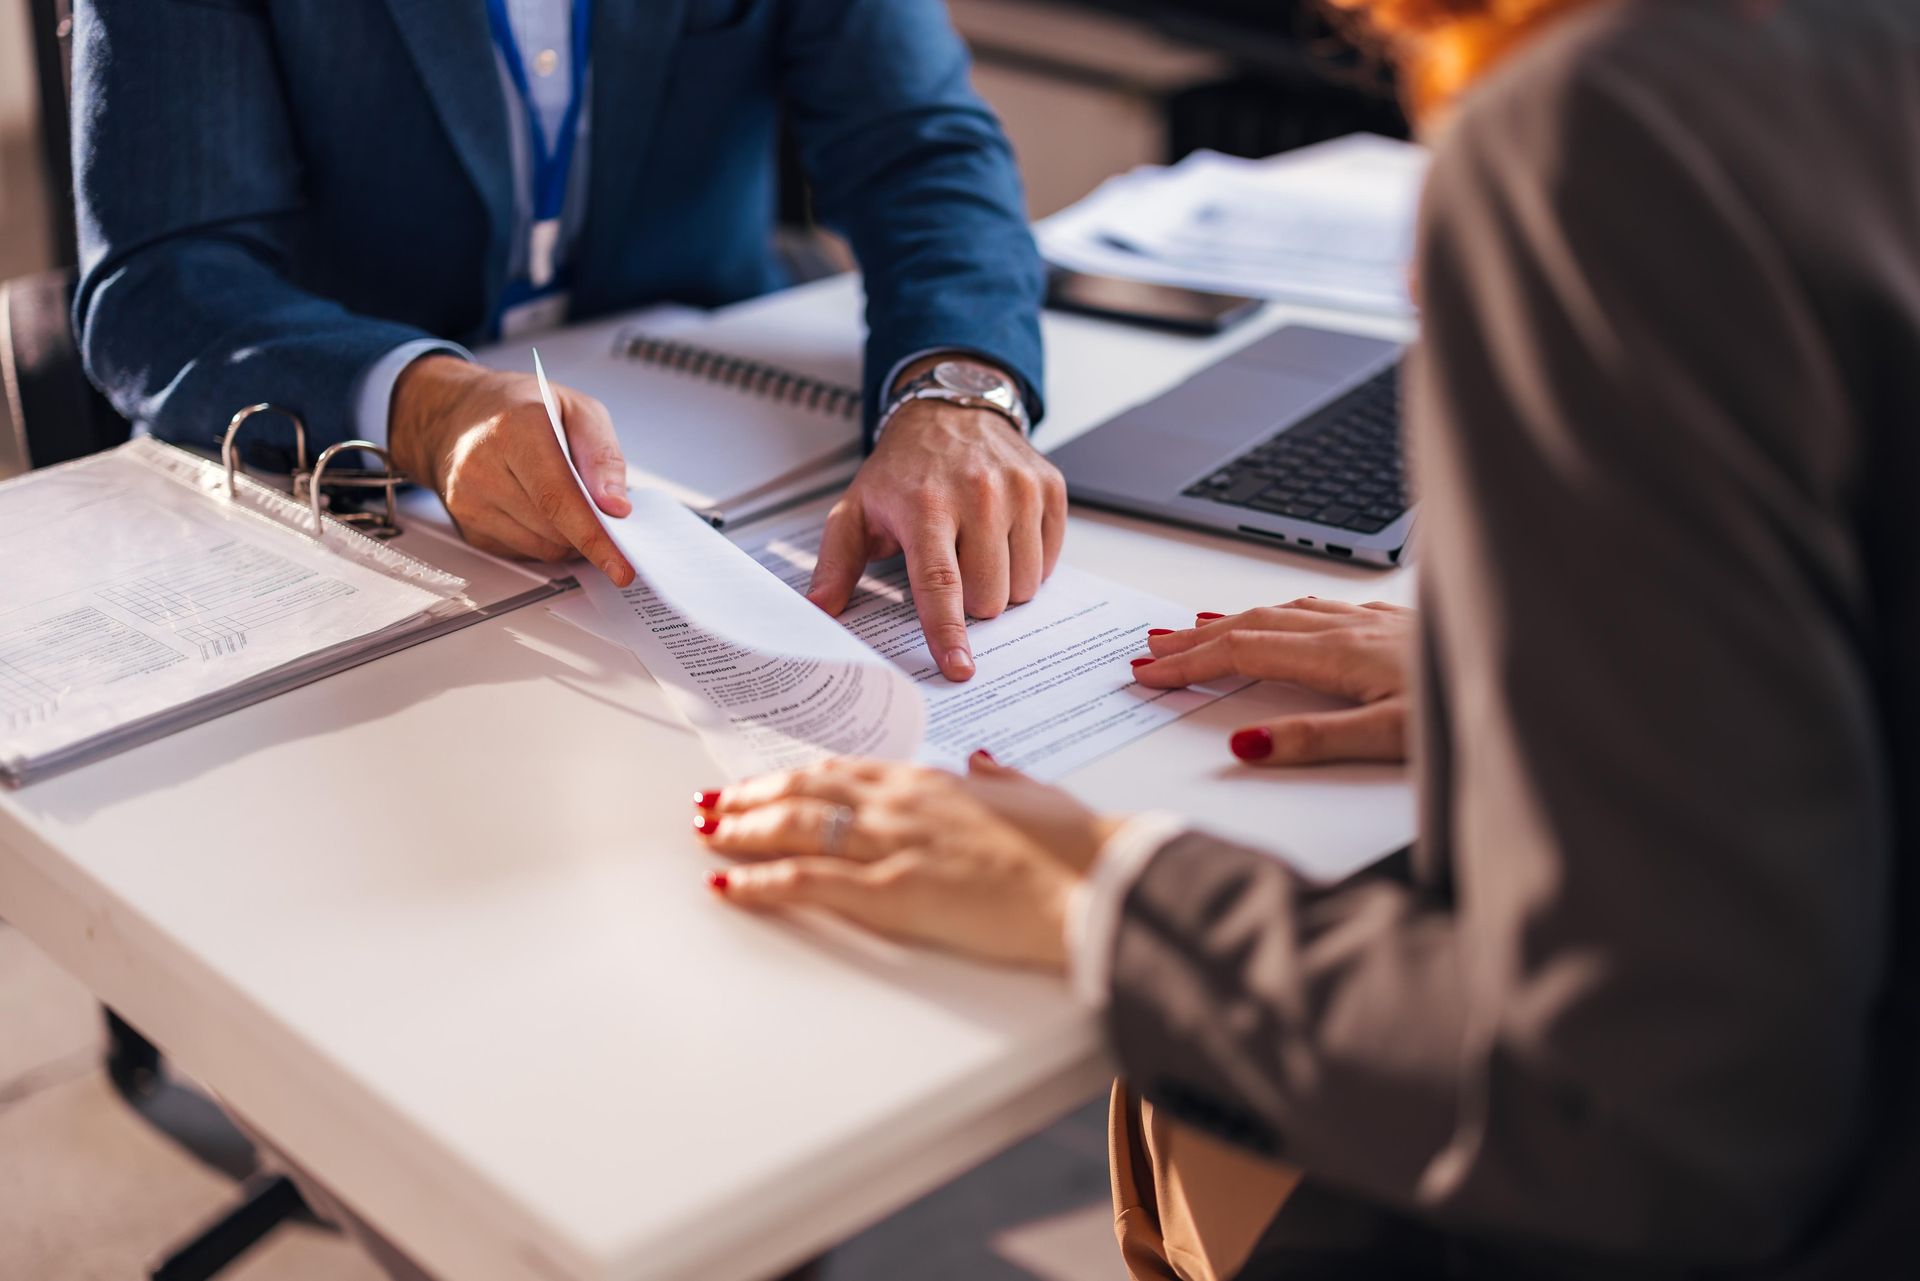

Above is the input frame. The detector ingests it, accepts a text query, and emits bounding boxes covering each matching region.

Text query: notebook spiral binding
[614,332,861,420]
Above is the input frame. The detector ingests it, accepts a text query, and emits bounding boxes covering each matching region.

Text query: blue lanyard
[484,0,591,287]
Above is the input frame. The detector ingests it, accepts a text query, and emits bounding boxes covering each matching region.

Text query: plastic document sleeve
[0,436,556,786]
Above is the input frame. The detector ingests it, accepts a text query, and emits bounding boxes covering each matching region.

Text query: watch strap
[877,365,1029,442]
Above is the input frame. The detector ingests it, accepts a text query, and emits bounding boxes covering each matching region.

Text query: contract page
[739,516,1247,779]
[553,503,1243,783]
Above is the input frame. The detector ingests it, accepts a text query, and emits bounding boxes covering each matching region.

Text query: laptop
[1049,325,1412,567]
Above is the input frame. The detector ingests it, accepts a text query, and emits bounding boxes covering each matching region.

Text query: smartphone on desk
[1044,268,1263,336]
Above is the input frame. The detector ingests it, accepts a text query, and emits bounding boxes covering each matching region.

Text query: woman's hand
[694,754,1123,970]
[1132,598,1416,766]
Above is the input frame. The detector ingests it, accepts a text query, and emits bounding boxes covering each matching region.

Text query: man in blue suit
[72,0,1061,682]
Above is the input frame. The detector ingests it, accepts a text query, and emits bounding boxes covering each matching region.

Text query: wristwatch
[877,359,1030,440]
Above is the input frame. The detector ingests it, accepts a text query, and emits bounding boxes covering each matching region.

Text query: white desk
[0,275,1415,1281]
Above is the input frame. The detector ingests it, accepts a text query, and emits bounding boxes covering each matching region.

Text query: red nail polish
[1197,612,1226,621]
[971,748,997,763]
[1230,727,1274,761]
[1130,656,1155,668]
[706,869,730,893]
[693,812,719,836]
[694,789,721,810]
[1147,628,1174,637]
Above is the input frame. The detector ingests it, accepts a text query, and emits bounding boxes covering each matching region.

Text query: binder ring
[308,441,404,541]
[222,403,309,499]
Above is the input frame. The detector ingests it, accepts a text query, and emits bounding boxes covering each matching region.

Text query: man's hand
[388,355,635,585]
[806,367,1066,682]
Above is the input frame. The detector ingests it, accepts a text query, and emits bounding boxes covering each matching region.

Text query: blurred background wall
[0,0,51,476]
[0,0,51,280]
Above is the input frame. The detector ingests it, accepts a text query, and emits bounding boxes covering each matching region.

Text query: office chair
[4,5,312,1280]
[1,266,131,468]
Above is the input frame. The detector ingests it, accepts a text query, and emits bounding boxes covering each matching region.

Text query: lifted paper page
[537,356,922,777]
[572,497,923,777]
[738,519,1249,781]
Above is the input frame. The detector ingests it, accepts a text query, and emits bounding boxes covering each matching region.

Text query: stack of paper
[1036,133,1430,316]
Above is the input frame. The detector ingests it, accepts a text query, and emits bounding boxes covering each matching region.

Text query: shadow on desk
[1068,503,1416,594]
[13,600,690,825]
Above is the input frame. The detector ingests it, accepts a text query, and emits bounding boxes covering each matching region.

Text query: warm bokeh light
[1326,0,1609,116]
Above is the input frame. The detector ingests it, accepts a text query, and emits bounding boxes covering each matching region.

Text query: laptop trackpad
[1055,363,1334,496]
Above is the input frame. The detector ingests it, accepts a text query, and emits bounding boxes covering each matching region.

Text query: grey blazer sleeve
[1104,33,1887,1268]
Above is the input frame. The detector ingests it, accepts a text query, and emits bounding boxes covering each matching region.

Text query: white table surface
[0,274,1415,1281]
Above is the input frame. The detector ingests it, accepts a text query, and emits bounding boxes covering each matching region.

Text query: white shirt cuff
[1067,811,1189,1009]
[351,339,472,448]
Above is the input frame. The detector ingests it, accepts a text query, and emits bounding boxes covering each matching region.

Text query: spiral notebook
[476,303,865,527]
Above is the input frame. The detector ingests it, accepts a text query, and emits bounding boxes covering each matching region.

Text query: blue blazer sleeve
[71,0,439,457]
[775,0,1047,437]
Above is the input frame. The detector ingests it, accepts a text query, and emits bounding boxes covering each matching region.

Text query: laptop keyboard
[1184,365,1408,536]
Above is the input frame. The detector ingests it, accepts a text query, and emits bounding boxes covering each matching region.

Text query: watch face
[934,361,1009,398]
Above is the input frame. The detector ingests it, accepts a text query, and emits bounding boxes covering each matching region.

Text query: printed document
[741,514,1244,778]
[536,354,1241,781]
[571,488,925,777]
[559,512,1242,782]
[0,443,457,775]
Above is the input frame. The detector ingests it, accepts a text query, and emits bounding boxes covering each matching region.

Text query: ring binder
[0,433,475,786]
[3,381,608,785]
[223,404,407,540]
[614,332,862,421]
[222,403,306,498]
[308,440,403,539]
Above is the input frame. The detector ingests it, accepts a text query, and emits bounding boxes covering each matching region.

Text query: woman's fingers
[1144,603,1359,660]
[1282,596,1366,615]
[964,748,1024,780]
[714,855,916,939]
[709,760,881,814]
[1130,633,1256,685]
[700,764,1085,970]
[1228,701,1408,767]
[1144,626,1205,658]
[1133,629,1348,691]
[700,797,886,862]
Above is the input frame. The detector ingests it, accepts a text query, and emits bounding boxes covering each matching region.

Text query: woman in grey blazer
[695,0,1920,1275]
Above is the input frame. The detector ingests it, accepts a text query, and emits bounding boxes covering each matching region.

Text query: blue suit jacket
[70,0,1045,455]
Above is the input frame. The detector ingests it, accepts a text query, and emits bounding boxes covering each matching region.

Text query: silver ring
[819,804,855,856]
